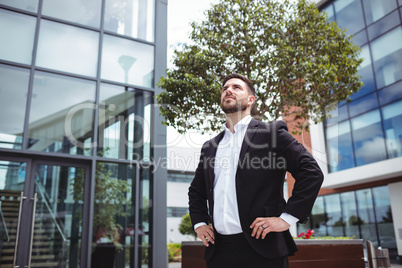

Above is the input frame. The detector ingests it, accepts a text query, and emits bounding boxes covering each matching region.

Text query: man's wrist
[280,213,299,226]
[194,222,207,231]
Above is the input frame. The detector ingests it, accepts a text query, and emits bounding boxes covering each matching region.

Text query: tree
[157,0,363,134]
[178,213,197,240]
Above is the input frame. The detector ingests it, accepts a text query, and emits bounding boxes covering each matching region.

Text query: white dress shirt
[194,115,298,233]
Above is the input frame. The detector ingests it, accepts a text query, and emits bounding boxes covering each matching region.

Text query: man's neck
[225,112,250,133]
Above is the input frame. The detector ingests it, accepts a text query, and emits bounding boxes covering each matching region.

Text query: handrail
[34,180,68,242]
[0,200,10,243]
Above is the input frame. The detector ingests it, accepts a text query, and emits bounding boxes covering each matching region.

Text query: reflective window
[326,121,355,172]
[351,46,375,100]
[324,195,343,237]
[0,65,30,149]
[101,35,154,88]
[104,0,155,42]
[28,72,95,155]
[36,20,99,77]
[326,104,348,124]
[42,0,101,28]
[371,27,402,89]
[372,186,396,249]
[0,0,38,12]
[378,81,402,105]
[363,0,398,25]
[98,83,152,160]
[382,100,402,158]
[351,110,387,166]
[0,9,36,64]
[334,0,365,34]
[340,192,359,237]
[322,4,335,22]
[348,92,378,117]
[310,196,326,236]
[139,166,152,267]
[356,189,378,245]
[367,11,400,41]
[351,30,368,46]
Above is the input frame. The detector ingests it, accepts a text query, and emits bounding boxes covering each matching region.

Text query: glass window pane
[91,163,135,268]
[139,166,152,266]
[42,0,101,28]
[322,4,335,22]
[371,27,402,89]
[351,110,387,166]
[348,92,378,117]
[367,11,400,41]
[327,104,348,124]
[98,84,152,160]
[334,0,365,34]
[101,35,154,88]
[356,189,378,245]
[36,20,99,77]
[351,30,368,46]
[0,9,36,64]
[372,186,397,249]
[104,0,155,42]
[378,80,402,105]
[0,64,30,149]
[324,194,344,237]
[382,99,402,158]
[0,0,38,12]
[310,196,327,237]
[28,72,95,155]
[340,192,359,238]
[351,46,375,100]
[326,121,355,172]
[363,0,398,25]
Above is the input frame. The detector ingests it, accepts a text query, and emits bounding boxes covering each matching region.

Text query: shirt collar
[223,115,252,133]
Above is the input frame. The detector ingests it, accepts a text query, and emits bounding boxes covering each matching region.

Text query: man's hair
[222,73,256,96]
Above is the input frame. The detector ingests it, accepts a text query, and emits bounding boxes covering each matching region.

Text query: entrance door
[0,156,89,268]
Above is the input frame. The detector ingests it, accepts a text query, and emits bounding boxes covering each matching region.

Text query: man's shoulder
[253,118,288,132]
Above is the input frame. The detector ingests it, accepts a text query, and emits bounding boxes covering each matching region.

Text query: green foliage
[157,0,363,134]
[178,213,197,240]
[167,243,182,262]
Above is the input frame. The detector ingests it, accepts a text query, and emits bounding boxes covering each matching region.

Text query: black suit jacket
[188,119,324,260]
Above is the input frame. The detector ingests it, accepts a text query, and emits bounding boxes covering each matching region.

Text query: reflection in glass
[98,84,152,160]
[378,81,402,105]
[0,0,38,12]
[334,0,365,34]
[356,189,378,246]
[372,186,397,249]
[340,192,359,237]
[42,0,101,28]
[33,164,84,268]
[36,20,99,77]
[371,27,402,89]
[351,30,368,46]
[351,110,387,166]
[139,166,152,267]
[322,4,335,22]
[367,10,400,41]
[363,0,397,25]
[0,9,36,64]
[382,100,402,158]
[0,65,30,149]
[101,35,154,87]
[348,92,378,117]
[326,121,355,172]
[326,104,348,125]
[0,160,26,267]
[28,72,95,155]
[324,195,343,237]
[351,46,375,100]
[104,0,155,42]
[90,163,134,268]
[310,196,327,237]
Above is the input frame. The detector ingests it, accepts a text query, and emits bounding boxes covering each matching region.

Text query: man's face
[220,78,253,114]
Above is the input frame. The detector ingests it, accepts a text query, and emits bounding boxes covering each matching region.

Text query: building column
[389,181,402,264]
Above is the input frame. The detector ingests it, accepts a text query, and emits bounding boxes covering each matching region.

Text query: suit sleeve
[188,144,210,229]
[274,121,324,223]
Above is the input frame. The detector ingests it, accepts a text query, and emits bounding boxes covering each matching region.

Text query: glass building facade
[0,0,167,267]
[322,0,402,173]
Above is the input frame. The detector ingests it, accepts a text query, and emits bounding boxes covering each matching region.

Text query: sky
[165,0,219,149]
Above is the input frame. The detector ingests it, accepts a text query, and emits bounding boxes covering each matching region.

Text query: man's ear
[248,95,256,106]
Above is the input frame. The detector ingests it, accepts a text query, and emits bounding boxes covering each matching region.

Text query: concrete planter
[182,239,365,268]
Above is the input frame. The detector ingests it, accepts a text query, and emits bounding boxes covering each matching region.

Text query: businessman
[188,73,324,267]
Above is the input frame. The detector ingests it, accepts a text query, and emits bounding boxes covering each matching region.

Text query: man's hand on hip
[195,225,215,247]
[250,217,290,239]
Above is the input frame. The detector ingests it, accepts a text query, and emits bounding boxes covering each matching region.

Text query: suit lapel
[237,118,259,171]
[207,131,225,187]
